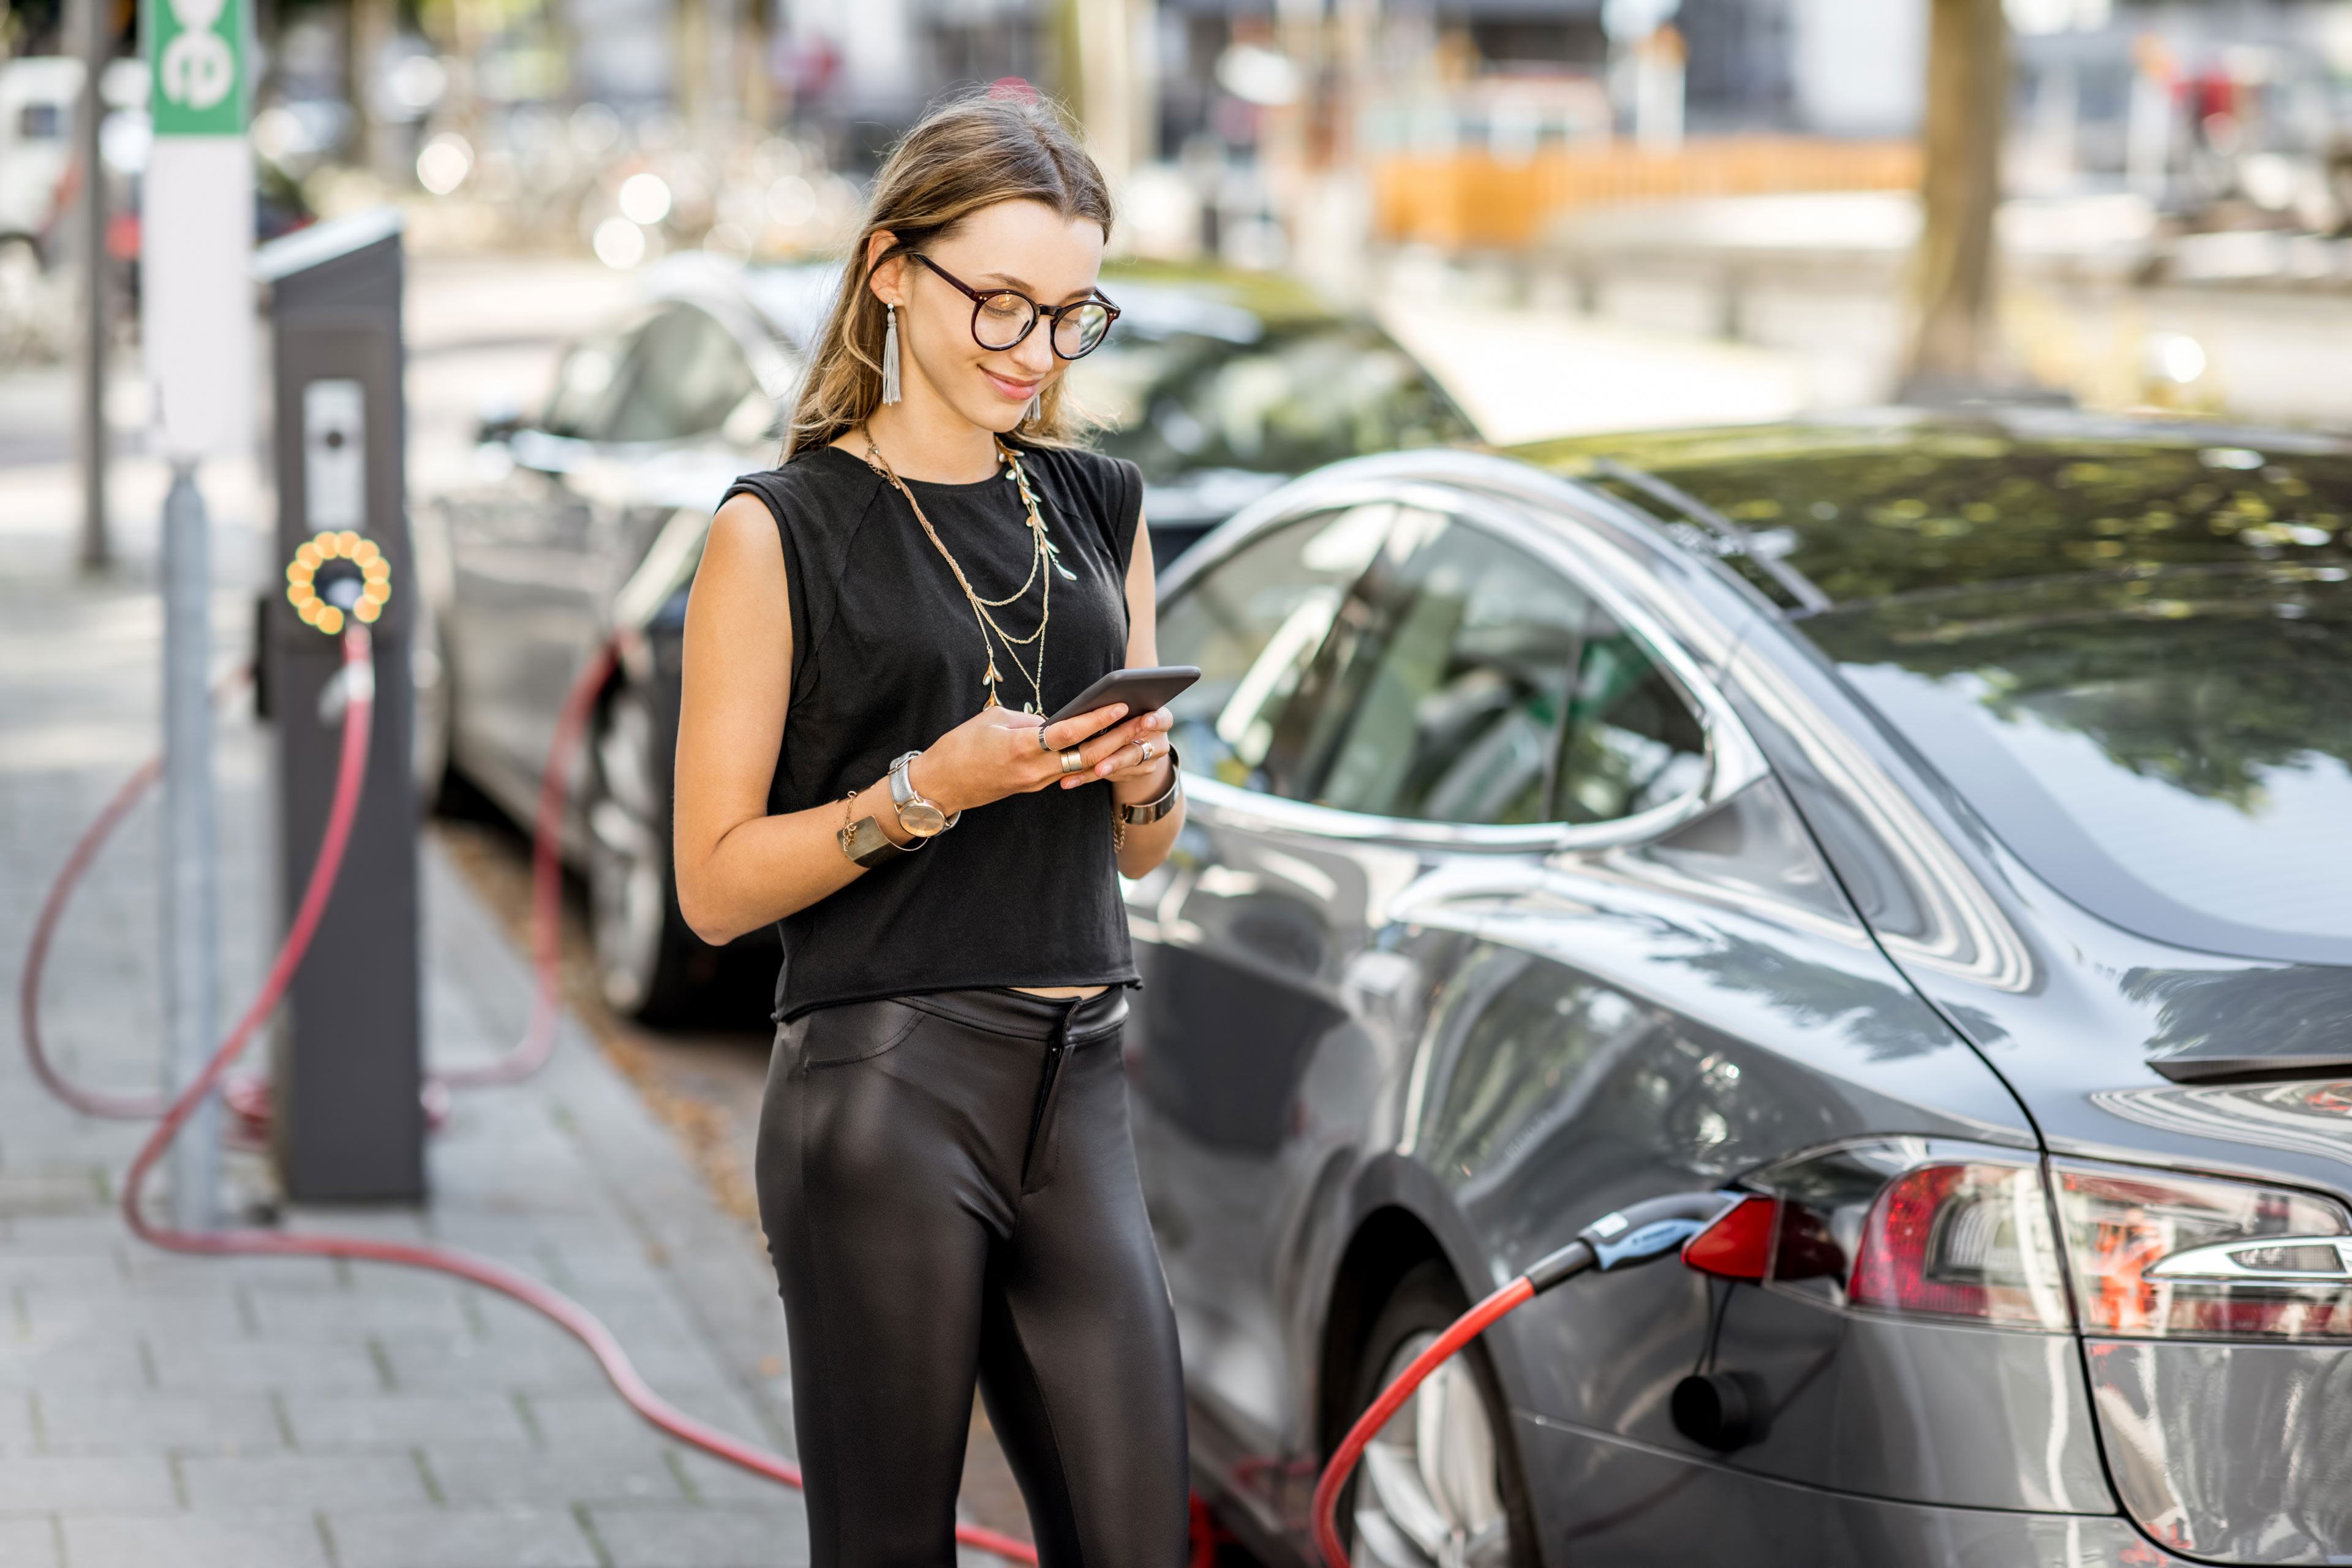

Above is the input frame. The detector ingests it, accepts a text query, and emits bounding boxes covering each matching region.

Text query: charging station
[255,210,425,1202]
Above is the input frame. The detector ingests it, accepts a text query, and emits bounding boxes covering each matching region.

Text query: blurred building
[1,0,2306,282]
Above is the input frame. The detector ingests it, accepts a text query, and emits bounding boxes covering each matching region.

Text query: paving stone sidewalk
[0,496,827,1565]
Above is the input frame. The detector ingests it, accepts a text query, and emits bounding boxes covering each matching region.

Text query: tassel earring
[881,303,902,406]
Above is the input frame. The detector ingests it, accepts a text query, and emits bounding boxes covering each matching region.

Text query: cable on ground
[21,625,1039,1567]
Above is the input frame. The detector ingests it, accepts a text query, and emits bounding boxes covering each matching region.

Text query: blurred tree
[1905,0,2008,397]
[347,0,398,179]
[1054,0,1146,181]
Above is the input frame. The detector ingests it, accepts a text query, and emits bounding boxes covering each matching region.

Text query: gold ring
[1060,749,1084,774]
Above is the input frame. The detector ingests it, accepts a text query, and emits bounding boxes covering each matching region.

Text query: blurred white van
[0,56,85,257]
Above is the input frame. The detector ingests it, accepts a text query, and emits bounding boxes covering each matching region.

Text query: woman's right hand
[913,701,1170,816]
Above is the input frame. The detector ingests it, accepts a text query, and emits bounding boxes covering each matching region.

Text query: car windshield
[1069,323,1474,483]
[1804,565,2352,964]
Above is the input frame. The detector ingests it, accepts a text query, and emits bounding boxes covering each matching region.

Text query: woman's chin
[962,398,1032,434]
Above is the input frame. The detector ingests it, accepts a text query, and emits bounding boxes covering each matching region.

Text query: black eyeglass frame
[904,253,1121,360]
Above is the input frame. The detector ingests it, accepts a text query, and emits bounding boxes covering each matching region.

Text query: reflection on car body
[1138,410,2352,1567]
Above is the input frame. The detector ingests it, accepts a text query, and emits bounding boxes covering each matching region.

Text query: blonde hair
[784,91,1115,458]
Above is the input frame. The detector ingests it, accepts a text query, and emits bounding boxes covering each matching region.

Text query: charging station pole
[141,0,252,1229]
[255,210,424,1203]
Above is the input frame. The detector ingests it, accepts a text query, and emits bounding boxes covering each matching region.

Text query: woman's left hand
[1065,707,1175,801]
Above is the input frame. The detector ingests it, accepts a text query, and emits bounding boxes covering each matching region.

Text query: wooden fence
[1373,138,1923,249]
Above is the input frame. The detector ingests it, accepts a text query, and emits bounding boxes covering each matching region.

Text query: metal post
[160,462,219,1230]
[75,0,110,571]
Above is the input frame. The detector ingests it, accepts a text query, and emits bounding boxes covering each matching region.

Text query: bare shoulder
[703,494,787,579]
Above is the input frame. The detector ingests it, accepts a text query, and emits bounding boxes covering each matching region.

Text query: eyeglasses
[906,254,1120,360]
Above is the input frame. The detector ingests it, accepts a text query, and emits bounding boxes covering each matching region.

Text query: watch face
[897,799,948,838]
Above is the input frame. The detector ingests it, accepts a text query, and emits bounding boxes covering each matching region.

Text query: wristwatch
[888,751,960,839]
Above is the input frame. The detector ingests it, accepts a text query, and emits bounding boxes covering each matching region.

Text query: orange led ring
[284,530,392,636]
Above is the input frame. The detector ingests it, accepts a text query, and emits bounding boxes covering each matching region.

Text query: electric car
[417,262,1470,1020]
[1136,409,2352,1567]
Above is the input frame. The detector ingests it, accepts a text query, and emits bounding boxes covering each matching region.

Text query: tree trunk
[348,0,397,182]
[1905,0,2008,396]
[1058,0,1143,182]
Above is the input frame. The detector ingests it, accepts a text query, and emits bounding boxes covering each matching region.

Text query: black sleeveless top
[721,442,1144,1021]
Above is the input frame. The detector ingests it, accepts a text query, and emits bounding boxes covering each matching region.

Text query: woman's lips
[982,369,1042,402]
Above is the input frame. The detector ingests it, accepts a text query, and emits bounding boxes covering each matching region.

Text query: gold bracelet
[837,782,918,869]
[1111,748,1182,851]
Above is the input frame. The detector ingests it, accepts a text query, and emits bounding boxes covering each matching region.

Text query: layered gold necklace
[862,432,1077,714]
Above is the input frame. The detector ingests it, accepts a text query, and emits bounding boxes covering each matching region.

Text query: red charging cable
[20,640,608,1124]
[1308,1276,1537,1568]
[24,627,1039,1567]
[1306,1193,1735,1567]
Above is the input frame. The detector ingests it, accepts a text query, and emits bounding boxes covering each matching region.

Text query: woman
[672,92,1189,1565]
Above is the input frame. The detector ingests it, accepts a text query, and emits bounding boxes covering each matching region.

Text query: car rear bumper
[2089,1337,2352,1563]
[1517,1414,2185,1567]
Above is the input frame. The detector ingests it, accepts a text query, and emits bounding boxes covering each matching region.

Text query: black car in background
[416,260,1475,1020]
[1065,270,1476,562]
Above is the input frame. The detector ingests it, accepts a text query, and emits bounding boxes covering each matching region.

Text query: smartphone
[1048,666,1201,741]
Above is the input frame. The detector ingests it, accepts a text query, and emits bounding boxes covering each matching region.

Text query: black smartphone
[1047,666,1201,741]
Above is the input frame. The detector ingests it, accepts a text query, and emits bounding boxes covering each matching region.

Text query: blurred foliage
[1517,422,2352,605]
[1804,567,2352,812]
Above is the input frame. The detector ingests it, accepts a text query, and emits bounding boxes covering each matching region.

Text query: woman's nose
[1009,328,1054,377]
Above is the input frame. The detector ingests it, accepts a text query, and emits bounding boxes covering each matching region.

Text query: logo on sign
[148,0,243,134]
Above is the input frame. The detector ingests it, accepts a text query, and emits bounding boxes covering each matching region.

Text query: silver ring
[1060,748,1084,775]
[1036,724,1054,753]
[1139,741,1155,763]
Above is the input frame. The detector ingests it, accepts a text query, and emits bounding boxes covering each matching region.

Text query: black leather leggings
[755,987,1188,1567]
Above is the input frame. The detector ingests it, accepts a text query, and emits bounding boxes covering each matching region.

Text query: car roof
[1512,407,2352,607]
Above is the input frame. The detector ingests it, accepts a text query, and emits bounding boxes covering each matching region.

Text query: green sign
[146,0,246,137]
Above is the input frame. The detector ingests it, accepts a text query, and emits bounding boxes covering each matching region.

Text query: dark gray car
[1139,410,2352,1567]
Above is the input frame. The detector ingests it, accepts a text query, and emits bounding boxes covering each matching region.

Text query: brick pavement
[0,484,856,1566]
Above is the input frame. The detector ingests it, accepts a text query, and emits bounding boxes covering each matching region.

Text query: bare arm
[673,494,1170,946]
[1065,510,1184,880]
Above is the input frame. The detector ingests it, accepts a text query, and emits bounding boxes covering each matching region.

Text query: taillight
[1736,1140,2352,1343]
[1845,1163,2070,1329]
[2052,1163,2352,1343]
[1740,1140,2069,1330]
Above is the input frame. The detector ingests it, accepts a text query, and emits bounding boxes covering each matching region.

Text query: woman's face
[871,198,1107,434]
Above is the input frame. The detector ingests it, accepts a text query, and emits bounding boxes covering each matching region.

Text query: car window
[1155,505,1398,793]
[1809,568,2352,961]
[1250,512,1707,827]
[1557,610,1711,824]
[603,305,760,445]
[1077,325,1475,483]
[540,325,635,441]
[1270,513,1587,824]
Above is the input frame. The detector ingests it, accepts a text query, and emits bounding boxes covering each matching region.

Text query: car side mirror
[473,389,524,445]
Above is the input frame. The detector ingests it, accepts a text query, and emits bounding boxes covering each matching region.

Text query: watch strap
[888,750,960,832]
